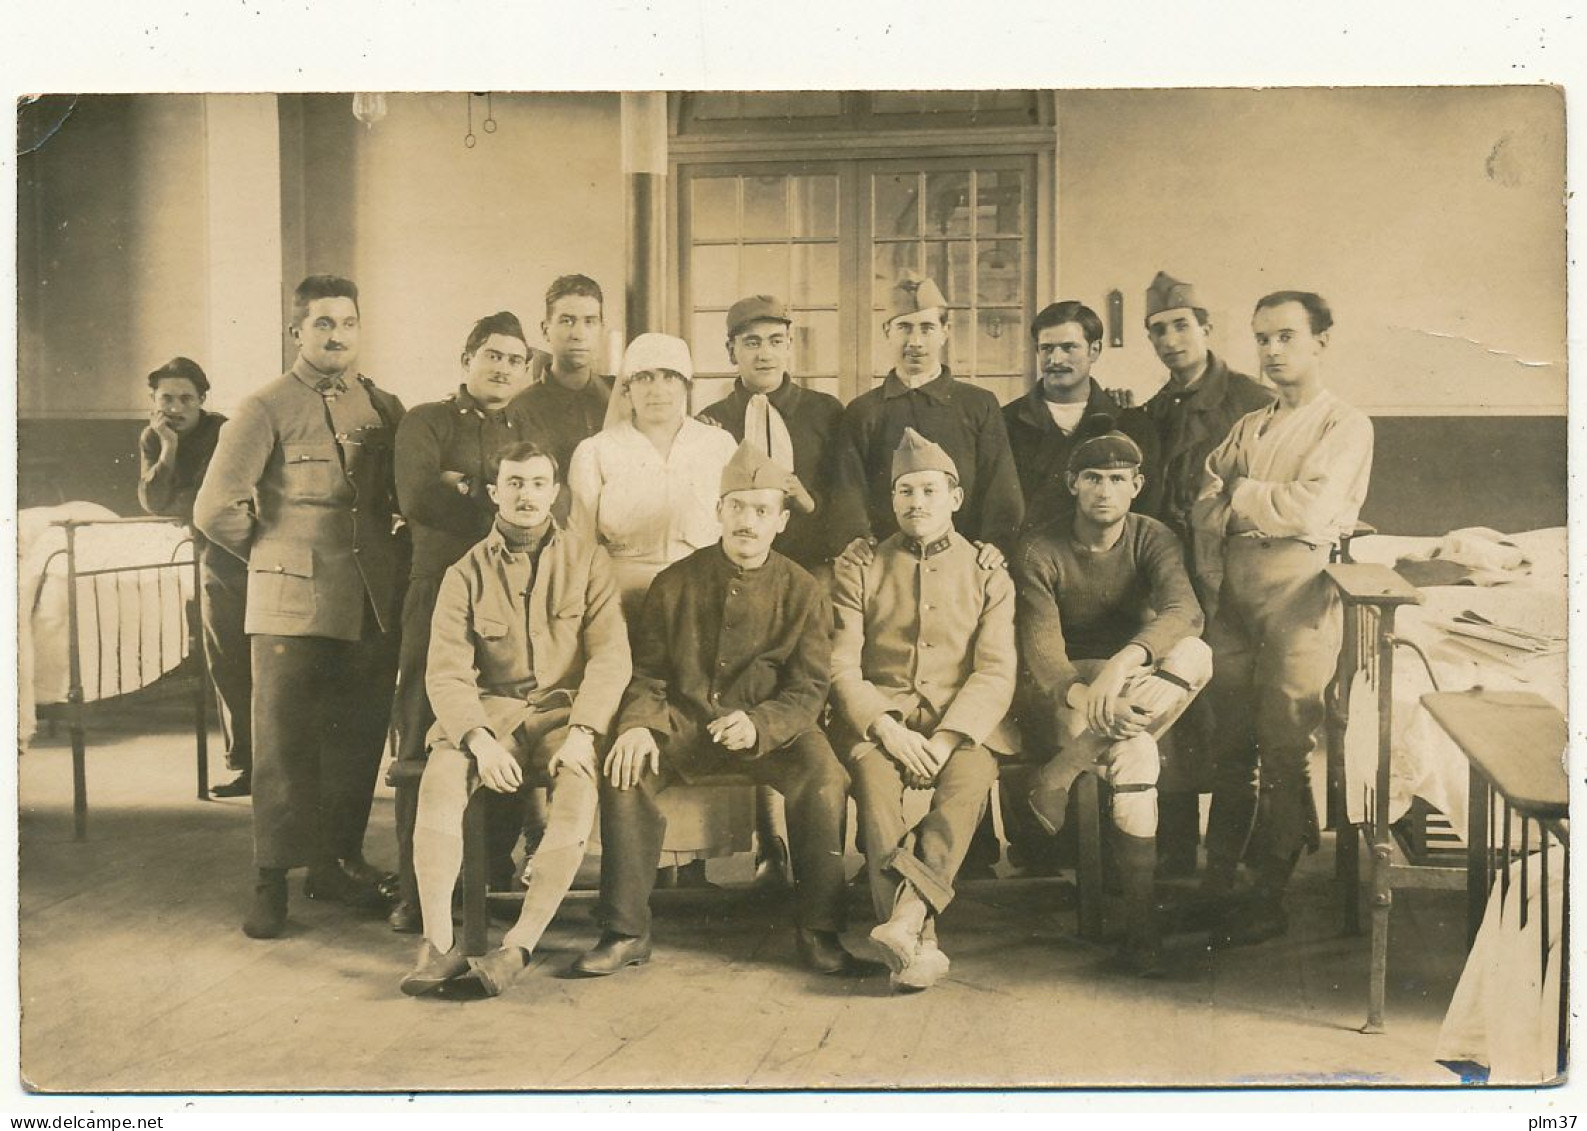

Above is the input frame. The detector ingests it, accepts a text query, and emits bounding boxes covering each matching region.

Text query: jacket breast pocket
[282,442,343,503]
[249,542,316,620]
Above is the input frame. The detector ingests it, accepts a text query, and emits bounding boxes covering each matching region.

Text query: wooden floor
[20,714,1475,1094]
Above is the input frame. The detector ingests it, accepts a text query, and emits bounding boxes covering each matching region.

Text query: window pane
[978,170,1024,236]
[796,311,839,375]
[921,240,971,306]
[873,243,921,310]
[691,243,740,308]
[792,243,839,307]
[945,320,972,373]
[976,240,1023,305]
[790,175,838,238]
[977,309,1023,373]
[741,243,790,298]
[873,91,977,115]
[742,175,788,239]
[925,170,971,237]
[691,177,739,241]
[873,173,920,238]
[691,312,733,374]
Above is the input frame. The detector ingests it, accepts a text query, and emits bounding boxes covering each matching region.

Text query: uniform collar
[1163,352,1231,410]
[901,531,955,559]
[735,373,800,413]
[291,356,356,396]
[882,367,955,404]
[713,543,777,580]
[452,384,512,420]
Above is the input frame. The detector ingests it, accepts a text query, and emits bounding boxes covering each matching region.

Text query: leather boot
[1155,791,1201,878]
[1113,831,1164,976]
[242,868,288,939]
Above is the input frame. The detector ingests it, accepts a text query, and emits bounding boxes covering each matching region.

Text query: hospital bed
[22,505,211,838]
[1321,527,1566,1041]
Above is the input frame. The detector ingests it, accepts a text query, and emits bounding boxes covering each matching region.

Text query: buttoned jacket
[615,545,831,760]
[194,360,406,640]
[424,522,631,749]
[830,529,1017,754]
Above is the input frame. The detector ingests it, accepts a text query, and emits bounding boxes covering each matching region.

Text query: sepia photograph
[9,21,1574,1105]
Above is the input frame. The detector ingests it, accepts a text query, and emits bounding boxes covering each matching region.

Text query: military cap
[1067,414,1145,474]
[891,426,960,484]
[885,271,949,325]
[726,295,792,338]
[1144,271,1202,322]
[621,332,693,384]
[721,439,816,515]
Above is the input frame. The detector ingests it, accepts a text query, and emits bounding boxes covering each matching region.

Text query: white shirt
[1043,399,1088,435]
[566,416,738,573]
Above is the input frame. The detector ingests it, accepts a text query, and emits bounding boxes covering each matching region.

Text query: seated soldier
[573,441,853,978]
[400,440,631,998]
[1011,419,1212,974]
[830,428,1018,993]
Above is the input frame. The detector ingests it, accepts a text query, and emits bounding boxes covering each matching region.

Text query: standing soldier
[828,272,1023,561]
[1139,272,1274,877]
[1192,291,1372,947]
[515,275,615,487]
[137,357,253,799]
[196,274,405,939]
[387,312,539,933]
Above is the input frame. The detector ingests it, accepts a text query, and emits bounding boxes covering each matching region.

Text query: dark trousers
[200,547,252,774]
[250,604,398,870]
[1204,539,1339,894]
[598,727,849,937]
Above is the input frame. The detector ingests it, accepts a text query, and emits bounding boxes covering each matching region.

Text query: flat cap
[1144,271,1202,321]
[885,271,949,324]
[1067,414,1144,474]
[726,295,792,337]
[891,426,959,483]
[721,439,816,514]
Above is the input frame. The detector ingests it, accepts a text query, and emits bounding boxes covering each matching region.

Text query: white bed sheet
[20,504,198,744]
[1340,528,1566,842]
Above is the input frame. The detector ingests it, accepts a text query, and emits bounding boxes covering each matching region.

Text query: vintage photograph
[15,86,1567,1093]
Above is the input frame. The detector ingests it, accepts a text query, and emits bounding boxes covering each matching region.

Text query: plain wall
[1057,87,1567,415]
[18,95,210,418]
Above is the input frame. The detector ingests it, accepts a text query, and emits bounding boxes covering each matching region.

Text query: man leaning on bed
[196,274,406,939]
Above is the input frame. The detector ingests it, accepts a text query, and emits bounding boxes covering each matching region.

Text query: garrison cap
[721,439,816,515]
[726,295,792,338]
[891,426,959,484]
[621,332,693,384]
[885,271,949,325]
[1144,271,1202,322]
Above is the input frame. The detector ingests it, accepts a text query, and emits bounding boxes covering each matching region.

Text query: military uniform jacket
[424,522,631,750]
[194,359,406,641]
[395,385,541,579]
[1002,379,1162,533]
[1140,352,1273,550]
[828,368,1025,556]
[830,529,1018,755]
[615,545,832,763]
[697,374,844,569]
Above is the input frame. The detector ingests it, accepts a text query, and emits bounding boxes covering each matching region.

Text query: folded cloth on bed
[1396,526,1532,586]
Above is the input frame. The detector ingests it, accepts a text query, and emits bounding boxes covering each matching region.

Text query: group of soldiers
[137,265,1372,997]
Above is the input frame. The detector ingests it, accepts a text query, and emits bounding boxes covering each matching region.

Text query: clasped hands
[1068,649,1177,742]
[872,715,962,789]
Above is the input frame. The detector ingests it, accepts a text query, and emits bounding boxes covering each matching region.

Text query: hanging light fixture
[351,93,388,128]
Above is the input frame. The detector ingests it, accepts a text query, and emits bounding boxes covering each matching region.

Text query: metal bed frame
[35,516,210,840]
